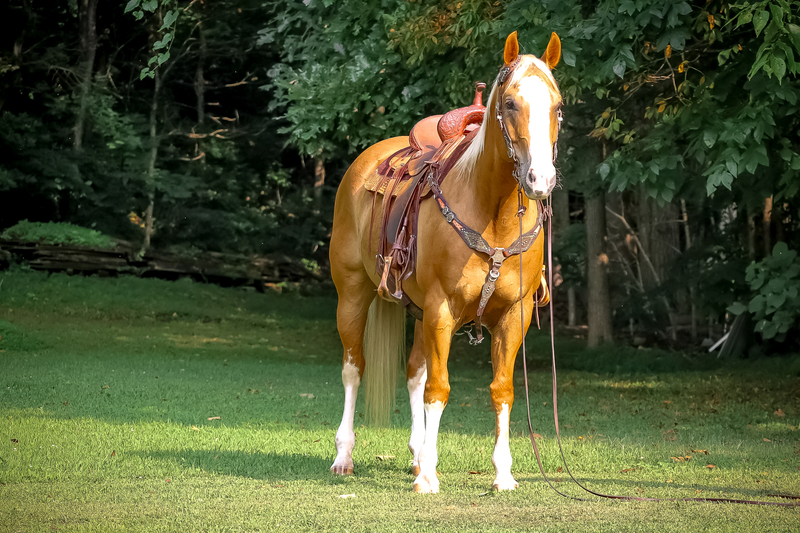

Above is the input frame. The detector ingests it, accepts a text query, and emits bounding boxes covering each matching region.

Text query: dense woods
[1,0,798,350]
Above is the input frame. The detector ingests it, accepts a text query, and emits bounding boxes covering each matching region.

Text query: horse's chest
[446,254,532,312]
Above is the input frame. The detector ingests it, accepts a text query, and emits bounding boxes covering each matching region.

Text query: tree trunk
[745,203,756,260]
[142,69,162,255]
[585,191,613,347]
[567,287,577,327]
[73,0,99,150]
[681,199,697,341]
[313,153,325,209]
[194,21,207,126]
[551,188,575,325]
[763,195,773,256]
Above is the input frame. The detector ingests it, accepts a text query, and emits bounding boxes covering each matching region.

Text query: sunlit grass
[1,269,799,531]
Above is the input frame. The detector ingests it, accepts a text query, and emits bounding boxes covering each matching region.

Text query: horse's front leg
[488,296,533,491]
[413,299,455,493]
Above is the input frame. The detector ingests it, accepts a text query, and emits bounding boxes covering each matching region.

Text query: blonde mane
[451,55,556,182]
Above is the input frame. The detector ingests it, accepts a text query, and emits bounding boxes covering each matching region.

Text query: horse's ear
[542,32,561,69]
[504,31,519,66]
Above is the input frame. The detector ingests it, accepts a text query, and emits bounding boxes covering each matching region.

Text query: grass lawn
[0,269,798,532]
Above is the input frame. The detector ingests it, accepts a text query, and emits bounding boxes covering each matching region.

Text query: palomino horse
[328,31,562,493]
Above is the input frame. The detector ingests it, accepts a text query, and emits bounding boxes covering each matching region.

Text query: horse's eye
[504,100,516,111]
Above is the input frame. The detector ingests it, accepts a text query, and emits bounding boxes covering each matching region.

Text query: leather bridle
[495,58,563,189]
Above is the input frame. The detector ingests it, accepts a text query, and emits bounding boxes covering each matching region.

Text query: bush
[1,220,117,249]
[729,242,800,341]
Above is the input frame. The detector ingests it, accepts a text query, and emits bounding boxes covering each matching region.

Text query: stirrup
[377,255,403,302]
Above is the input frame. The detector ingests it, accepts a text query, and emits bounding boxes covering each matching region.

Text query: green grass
[0,269,798,532]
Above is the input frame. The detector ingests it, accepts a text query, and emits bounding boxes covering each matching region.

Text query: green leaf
[762,320,779,339]
[768,4,784,29]
[612,60,626,79]
[142,0,158,12]
[160,10,178,31]
[124,0,141,14]
[736,11,753,30]
[772,241,789,256]
[788,24,800,52]
[598,162,610,180]
[703,130,716,148]
[749,294,766,314]
[767,292,786,310]
[753,9,770,37]
[770,56,786,80]
[562,50,576,67]
[153,33,172,51]
[727,302,747,315]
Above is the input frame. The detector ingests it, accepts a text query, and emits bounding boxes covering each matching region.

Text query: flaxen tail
[362,296,406,426]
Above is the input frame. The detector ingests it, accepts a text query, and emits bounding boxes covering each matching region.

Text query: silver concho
[441,206,455,223]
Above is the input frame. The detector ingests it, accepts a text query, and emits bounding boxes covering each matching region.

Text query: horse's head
[494,31,562,200]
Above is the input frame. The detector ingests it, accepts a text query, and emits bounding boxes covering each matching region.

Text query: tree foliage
[1,0,798,346]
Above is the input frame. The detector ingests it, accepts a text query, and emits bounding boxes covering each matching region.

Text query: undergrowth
[1,220,117,249]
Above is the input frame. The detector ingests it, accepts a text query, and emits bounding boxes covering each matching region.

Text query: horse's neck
[454,114,531,240]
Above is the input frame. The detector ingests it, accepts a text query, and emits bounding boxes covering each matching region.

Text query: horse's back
[330,136,409,279]
[336,136,408,195]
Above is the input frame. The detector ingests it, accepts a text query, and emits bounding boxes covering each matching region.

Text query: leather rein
[434,59,796,506]
[518,201,798,507]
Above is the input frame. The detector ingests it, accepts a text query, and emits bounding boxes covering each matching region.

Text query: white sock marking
[414,401,445,492]
[492,403,517,489]
[332,362,360,470]
[407,364,427,467]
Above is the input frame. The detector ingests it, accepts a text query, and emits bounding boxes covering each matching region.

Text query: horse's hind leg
[330,271,375,476]
[406,320,427,476]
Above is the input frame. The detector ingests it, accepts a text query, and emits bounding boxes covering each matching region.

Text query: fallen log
[0,238,324,287]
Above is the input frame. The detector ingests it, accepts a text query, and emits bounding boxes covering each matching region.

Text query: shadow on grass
[128,448,413,488]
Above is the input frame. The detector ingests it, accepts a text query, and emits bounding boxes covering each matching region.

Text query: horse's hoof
[413,472,440,493]
[411,465,421,477]
[330,464,354,476]
[492,477,518,491]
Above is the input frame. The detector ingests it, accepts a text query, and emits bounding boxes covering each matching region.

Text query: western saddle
[365,82,549,329]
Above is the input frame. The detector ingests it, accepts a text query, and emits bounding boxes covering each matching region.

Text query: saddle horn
[437,82,487,142]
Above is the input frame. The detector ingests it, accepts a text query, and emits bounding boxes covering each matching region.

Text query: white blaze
[516,75,557,195]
